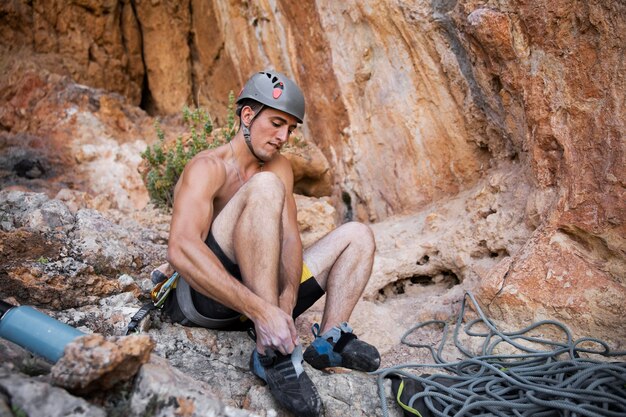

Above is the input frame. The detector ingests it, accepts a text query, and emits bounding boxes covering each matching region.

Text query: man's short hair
[236,99,265,119]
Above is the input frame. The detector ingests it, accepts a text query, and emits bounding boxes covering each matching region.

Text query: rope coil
[374,292,626,417]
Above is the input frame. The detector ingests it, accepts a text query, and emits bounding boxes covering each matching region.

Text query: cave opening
[376,269,460,302]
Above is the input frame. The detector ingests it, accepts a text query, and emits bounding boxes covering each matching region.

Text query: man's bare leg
[211,172,296,353]
[303,222,376,333]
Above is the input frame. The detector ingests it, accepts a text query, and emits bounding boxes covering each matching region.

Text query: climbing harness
[126,270,244,334]
[174,276,242,328]
[374,291,626,417]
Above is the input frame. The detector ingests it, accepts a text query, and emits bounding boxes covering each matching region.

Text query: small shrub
[11,405,28,417]
[222,91,237,142]
[141,95,237,208]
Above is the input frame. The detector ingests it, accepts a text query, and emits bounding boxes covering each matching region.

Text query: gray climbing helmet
[236,71,305,123]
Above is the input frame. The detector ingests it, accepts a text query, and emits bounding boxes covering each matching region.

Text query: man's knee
[344,221,376,254]
[245,172,285,209]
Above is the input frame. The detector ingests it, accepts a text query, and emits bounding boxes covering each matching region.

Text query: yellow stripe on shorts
[301,263,314,283]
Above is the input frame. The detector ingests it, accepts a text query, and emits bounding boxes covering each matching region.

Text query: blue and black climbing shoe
[250,345,323,417]
[303,322,381,372]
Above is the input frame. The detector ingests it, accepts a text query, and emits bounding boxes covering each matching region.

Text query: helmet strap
[242,105,265,165]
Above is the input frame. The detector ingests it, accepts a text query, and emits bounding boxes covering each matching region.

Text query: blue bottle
[0,300,85,363]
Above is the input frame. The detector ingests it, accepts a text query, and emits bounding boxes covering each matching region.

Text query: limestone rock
[133,0,193,114]
[295,195,337,248]
[0,190,73,232]
[282,140,333,198]
[51,333,154,394]
[54,188,112,214]
[366,163,532,300]
[449,0,626,342]
[146,321,400,417]
[9,0,143,104]
[0,0,624,415]
[131,354,259,417]
[0,191,166,309]
[0,60,152,211]
[478,226,626,344]
[0,394,11,417]
[0,338,52,377]
[0,364,106,417]
[74,208,148,274]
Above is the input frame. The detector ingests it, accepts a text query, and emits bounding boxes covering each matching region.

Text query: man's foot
[303,322,381,372]
[250,345,323,417]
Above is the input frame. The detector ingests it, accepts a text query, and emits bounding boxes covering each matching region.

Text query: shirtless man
[164,70,379,416]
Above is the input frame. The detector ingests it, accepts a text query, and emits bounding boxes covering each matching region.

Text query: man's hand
[254,304,298,355]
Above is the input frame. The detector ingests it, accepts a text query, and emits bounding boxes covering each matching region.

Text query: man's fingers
[281,339,295,355]
[254,308,298,355]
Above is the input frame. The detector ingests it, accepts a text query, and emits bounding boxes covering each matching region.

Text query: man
[164,70,379,416]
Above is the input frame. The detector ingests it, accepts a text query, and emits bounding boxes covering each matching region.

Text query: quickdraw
[126,272,179,335]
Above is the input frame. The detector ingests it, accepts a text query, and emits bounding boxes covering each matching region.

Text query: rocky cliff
[0,0,624,416]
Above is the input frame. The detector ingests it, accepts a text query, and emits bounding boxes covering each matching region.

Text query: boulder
[0,364,106,417]
[51,333,155,394]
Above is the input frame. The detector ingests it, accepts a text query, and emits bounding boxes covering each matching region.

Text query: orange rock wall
[457,0,626,339]
[1,0,624,340]
[1,0,491,221]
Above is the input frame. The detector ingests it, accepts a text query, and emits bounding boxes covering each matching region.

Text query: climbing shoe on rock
[303,322,381,372]
[250,345,323,417]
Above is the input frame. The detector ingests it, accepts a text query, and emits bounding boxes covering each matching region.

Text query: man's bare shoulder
[264,153,293,175]
[187,147,229,175]
[175,148,228,194]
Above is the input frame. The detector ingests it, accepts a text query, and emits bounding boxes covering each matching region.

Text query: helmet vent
[272,81,284,99]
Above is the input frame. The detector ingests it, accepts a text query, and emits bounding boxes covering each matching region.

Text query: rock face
[1,0,144,105]
[0,0,625,415]
[130,354,259,417]
[0,190,166,309]
[0,58,152,211]
[450,1,626,341]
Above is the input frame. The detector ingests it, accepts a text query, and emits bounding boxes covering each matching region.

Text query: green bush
[141,93,237,208]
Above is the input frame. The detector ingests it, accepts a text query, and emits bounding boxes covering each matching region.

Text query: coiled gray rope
[373,292,626,417]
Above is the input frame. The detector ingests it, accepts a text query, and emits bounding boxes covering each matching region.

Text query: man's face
[248,107,298,161]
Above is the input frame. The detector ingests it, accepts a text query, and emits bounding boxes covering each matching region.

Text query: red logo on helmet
[272,88,282,99]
